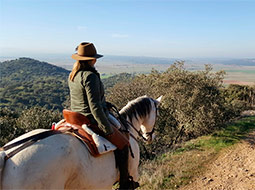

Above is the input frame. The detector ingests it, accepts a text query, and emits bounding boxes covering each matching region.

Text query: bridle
[125,120,148,142]
[145,128,155,138]
[108,101,158,143]
[107,100,158,160]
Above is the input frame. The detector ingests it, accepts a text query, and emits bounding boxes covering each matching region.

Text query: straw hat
[71,42,103,61]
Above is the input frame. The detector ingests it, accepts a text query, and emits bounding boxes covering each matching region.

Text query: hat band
[77,53,96,57]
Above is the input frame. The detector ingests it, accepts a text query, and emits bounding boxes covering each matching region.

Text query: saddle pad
[82,125,117,154]
[52,120,116,156]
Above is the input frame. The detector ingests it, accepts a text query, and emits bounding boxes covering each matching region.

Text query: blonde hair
[69,61,80,81]
[69,60,92,81]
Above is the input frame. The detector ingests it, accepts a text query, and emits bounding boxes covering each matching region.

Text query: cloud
[77,26,87,31]
[111,33,129,38]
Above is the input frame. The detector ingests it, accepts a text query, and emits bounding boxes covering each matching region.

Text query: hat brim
[71,53,103,61]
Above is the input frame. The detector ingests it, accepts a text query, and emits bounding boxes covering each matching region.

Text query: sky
[0,0,255,59]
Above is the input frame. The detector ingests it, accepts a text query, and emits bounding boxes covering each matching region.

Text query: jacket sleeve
[83,73,113,135]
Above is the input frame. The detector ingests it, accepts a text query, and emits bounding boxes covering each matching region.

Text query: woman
[68,42,133,189]
[68,42,114,136]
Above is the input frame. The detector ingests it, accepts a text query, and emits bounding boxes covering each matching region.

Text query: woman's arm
[84,73,113,135]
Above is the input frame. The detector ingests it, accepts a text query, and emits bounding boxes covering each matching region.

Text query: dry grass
[138,117,255,190]
[138,140,217,190]
[223,80,255,86]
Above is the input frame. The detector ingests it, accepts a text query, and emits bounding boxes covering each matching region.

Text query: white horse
[0,95,162,189]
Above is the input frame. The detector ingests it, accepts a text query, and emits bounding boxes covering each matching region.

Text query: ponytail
[69,61,81,81]
[69,60,94,81]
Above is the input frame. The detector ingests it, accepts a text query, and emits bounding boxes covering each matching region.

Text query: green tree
[16,107,62,132]
[223,84,255,115]
[0,107,63,146]
[107,62,229,159]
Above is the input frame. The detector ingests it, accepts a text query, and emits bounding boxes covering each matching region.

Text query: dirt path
[181,130,255,190]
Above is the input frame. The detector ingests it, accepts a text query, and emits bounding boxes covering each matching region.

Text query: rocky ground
[181,129,255,190]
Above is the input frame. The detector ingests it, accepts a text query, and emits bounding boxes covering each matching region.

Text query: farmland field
[96,63,255,86]
[1,56,254,85]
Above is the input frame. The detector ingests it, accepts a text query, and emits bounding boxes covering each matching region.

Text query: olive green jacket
[68,68,113,135]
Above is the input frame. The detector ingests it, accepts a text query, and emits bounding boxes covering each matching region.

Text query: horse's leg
[128,138,140,182]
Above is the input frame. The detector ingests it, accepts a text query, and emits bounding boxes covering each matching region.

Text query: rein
[124,101,158,142]
[107,102,154,142]
[108,100,158,160]
[125,120,148,142]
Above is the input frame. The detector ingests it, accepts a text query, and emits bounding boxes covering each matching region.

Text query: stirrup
[128,176,140,189]
[117,176,140,190]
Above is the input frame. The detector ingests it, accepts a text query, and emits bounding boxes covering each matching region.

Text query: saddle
[2,109,138,189]
[52,109,130,157]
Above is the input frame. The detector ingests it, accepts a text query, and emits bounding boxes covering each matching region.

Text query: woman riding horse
[68,42,132,189]
[0,95,161,189]
[0,42,162,189]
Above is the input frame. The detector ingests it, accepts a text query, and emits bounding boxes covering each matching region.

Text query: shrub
[223,84,255,116]
[107,62,229,159]
[0,107,62,146]
[0,108,21,146]
[16,106,62,132]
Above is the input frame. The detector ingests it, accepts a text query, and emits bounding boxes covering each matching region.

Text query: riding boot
[105,127,129,150]
[118,145,130,190]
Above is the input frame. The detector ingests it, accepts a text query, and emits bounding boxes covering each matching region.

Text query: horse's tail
[0,149,6,190]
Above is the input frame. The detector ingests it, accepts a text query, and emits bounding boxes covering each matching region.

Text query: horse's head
[120,95,162,144]
[140,96,162,143]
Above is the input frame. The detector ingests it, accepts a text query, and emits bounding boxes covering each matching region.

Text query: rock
[208,178,214,183]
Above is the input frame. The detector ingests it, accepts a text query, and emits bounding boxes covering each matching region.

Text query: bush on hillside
[0,108,21,146]
[15,106,62,132]
[0,107,62,146]
[107,62,229,158]
[0,58,70,112]
[102,73,134,92]
[155,63,227,137]
[223,84,255,116]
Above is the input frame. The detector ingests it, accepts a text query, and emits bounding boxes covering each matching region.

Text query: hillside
[0,58,70,111]
[102,72,134,91]
[0,57,69,82]
[0,58,134,111]
[1,58,254,189]
[138,116,255,189]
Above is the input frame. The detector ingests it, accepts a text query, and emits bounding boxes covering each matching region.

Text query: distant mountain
[101,55,176,65]
[1,57,69,83]
[0,58,70,111]
[219,59,255,66]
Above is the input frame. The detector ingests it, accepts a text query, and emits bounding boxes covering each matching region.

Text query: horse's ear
[155,95,163,104]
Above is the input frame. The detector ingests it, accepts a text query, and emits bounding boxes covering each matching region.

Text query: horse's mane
[120,96,154,122]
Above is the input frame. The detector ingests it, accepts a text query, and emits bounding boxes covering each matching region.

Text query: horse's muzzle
[144,132,156,144]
